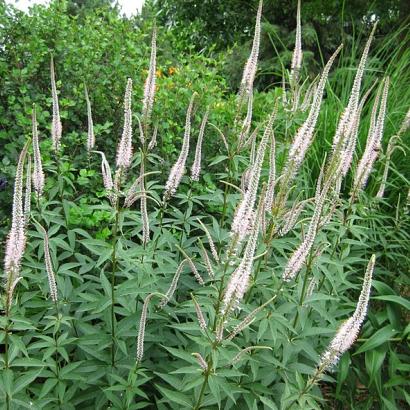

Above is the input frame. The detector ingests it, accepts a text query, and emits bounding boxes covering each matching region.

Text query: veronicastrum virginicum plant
[1,1,409,409]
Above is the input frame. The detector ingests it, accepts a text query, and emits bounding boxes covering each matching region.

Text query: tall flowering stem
[353,77,390,195]
[38,224,58,303]
[285,255,375,410]
[191,109,209,181]
[142,24,157,131]
[223,186,266,316]
[50,56,62,152]
[4,143,29,314]
[164,93,196,200]
[331,24,377,158]
[276,44,342,209]
[2,143,29,410]
[231,109,276,243]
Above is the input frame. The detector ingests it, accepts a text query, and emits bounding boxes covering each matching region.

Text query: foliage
[0,1,409,410]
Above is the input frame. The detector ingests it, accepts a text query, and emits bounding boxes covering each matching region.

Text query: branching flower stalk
[282,172,335,282]
[191,109,209,181]
[330,24,377,159]
[223,186,266,316]
[158,259,187,308]
[4,143,29,314]
[352,77,390,197]
[142,24,157,132]
[2,143,29,410]
[275,44,342,210]
[377,108,409,198]
[231,110,276,243]
[164,93,196,199]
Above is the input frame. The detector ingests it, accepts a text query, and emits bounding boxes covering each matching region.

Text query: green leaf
[355,325,399,354]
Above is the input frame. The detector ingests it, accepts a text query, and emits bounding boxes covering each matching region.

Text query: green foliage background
[0,0,409,409]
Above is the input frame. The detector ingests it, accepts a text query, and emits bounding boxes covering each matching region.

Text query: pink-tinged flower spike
[94,151,116,206]
[142,25,157,128]
[198,239,215,279]
[290,0,302,84]
[238,0,262,103]
[176,244,204,285]
[191,109,209,181]
[231,109,276,242]
[50,56,62,152]
[319,255,375,370]
[353,77,389,192]
[4,143,29,313]
[192,353,208,372]
[332,24,377,154]
[398,108,410,136]
[376,109,409,198]
[164,93,196,200]
[24,155,31,227]
[85,85,95,152]
[282,44,343,185]
[148,125,158,151]
[282,174,333,282]
[116,78,133,169]
[226,295,276,341]
[136,293,155,363]
[32,104,45,198]
[265,130,276,212]
[191,294,207,331]
[223,187,266,315]
[158,259,187,309]
[230,346,272,366]
[197,219,219,263]
[238,93,253,148]
[38,224,58,302]
[340,81,377,177]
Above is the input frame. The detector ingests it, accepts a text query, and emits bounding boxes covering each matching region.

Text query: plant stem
[193,369,210,410]
[110,200,121,367]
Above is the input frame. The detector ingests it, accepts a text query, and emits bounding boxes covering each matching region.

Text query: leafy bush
[0,1,409,410]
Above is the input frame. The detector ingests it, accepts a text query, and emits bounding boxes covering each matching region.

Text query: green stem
[110,201,121,367]
[193,369,210,410]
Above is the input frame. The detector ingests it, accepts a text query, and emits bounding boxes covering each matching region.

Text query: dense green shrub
[0,1,409,409]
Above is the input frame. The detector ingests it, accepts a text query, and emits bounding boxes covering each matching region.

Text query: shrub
[0,1,409,409]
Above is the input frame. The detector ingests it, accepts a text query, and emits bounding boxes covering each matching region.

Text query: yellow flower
[168,66,177,75]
